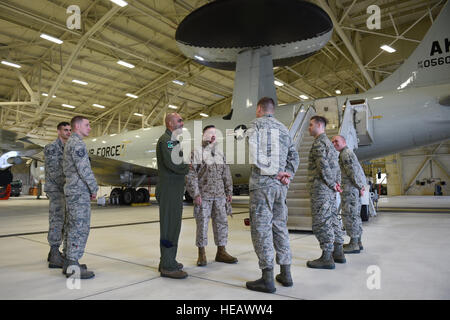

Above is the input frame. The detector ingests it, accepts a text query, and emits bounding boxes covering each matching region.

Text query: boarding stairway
[286,97,377,231]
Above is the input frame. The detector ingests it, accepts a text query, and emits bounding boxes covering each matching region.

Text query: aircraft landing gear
[109,187,150,205]
[138,188,150,203]
[110,188,123,205]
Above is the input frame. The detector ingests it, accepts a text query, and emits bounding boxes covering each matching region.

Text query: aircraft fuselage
[85,82,450,186]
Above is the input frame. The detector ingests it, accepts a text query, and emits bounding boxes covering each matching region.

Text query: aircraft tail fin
[369,1,450,93]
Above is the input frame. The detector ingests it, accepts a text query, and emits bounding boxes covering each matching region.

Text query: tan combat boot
[215,246,238,264]
[160,268,188,279]
[158,261,183,272]
[197,247,207,266]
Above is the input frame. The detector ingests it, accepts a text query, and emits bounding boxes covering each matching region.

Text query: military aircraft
[84,1,449,203]
[1,1,449,206]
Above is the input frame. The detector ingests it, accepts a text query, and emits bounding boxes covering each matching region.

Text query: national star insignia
[235,127,246,140]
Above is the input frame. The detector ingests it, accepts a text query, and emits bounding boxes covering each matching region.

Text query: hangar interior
[0,0,449,300]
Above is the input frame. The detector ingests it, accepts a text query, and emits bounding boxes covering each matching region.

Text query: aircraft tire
[137,188,150,203]
[110,188,123,205]
[122,188,135,205]
[134,188,144,203]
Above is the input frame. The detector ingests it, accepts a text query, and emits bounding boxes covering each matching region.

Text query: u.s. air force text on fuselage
[88,144,125,158]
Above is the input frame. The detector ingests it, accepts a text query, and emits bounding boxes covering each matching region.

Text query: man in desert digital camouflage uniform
[186,125,237,266]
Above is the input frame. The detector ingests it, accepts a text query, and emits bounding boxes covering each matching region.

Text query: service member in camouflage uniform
[63,116,98,279]
[44,121,71,268]
[186,125,237,267]
[156,113,190,279]
[332,135,366,253]
[245,97,299,294]
[307,116,345,270]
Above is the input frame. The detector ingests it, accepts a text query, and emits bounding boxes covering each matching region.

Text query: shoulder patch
[75,148,86,158]
[167,140,174,149]
[45,146,55,156]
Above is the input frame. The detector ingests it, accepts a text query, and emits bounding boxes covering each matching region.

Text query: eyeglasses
[177,118,184,123]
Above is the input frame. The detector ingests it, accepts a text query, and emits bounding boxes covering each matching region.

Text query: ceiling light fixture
[134,112,143,117]
[335,90,341,94]
[72,79,88,85]
[199,113,209,117]
[110,0,128,7]
[117,60,135,68]
[274,80,284,87]
[1,60,21,68]
[380,45,396,53]
[40,33,63,44]
[62,104,76,109]
[92,104,105,108]
[168,104,178,109]
[194,55,205,61]
[299,95,309,100]
[42,93,56,98]
[172,80,185,86]
[126,93,138,99]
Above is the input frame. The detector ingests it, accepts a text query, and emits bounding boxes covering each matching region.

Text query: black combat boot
[333,243,347,263]
[276,265,293,287]
[48,246,65,269]
[358,237,364,250]
[61,254,87,273]
[343,238,361,254]
[307,250,335,269]
[246,268,276,293]
[63,259,95,279]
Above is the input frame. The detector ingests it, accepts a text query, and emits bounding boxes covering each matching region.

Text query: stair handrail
[291,105,315,151]
[338,99,358,151]
[288,103,304,132]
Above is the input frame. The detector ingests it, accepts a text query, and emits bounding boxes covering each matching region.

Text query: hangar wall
[383,140,450,196]
[11,163,33,194]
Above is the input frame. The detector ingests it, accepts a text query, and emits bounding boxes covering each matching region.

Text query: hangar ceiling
[0,0,447,143]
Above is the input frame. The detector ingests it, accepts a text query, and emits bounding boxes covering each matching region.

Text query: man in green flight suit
[156,112,190,279]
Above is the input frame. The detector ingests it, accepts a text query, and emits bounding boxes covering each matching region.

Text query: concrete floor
[0,195,449,300]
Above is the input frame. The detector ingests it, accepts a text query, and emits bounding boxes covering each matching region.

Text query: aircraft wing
[88,154,159,187]
[0,128,43,169]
